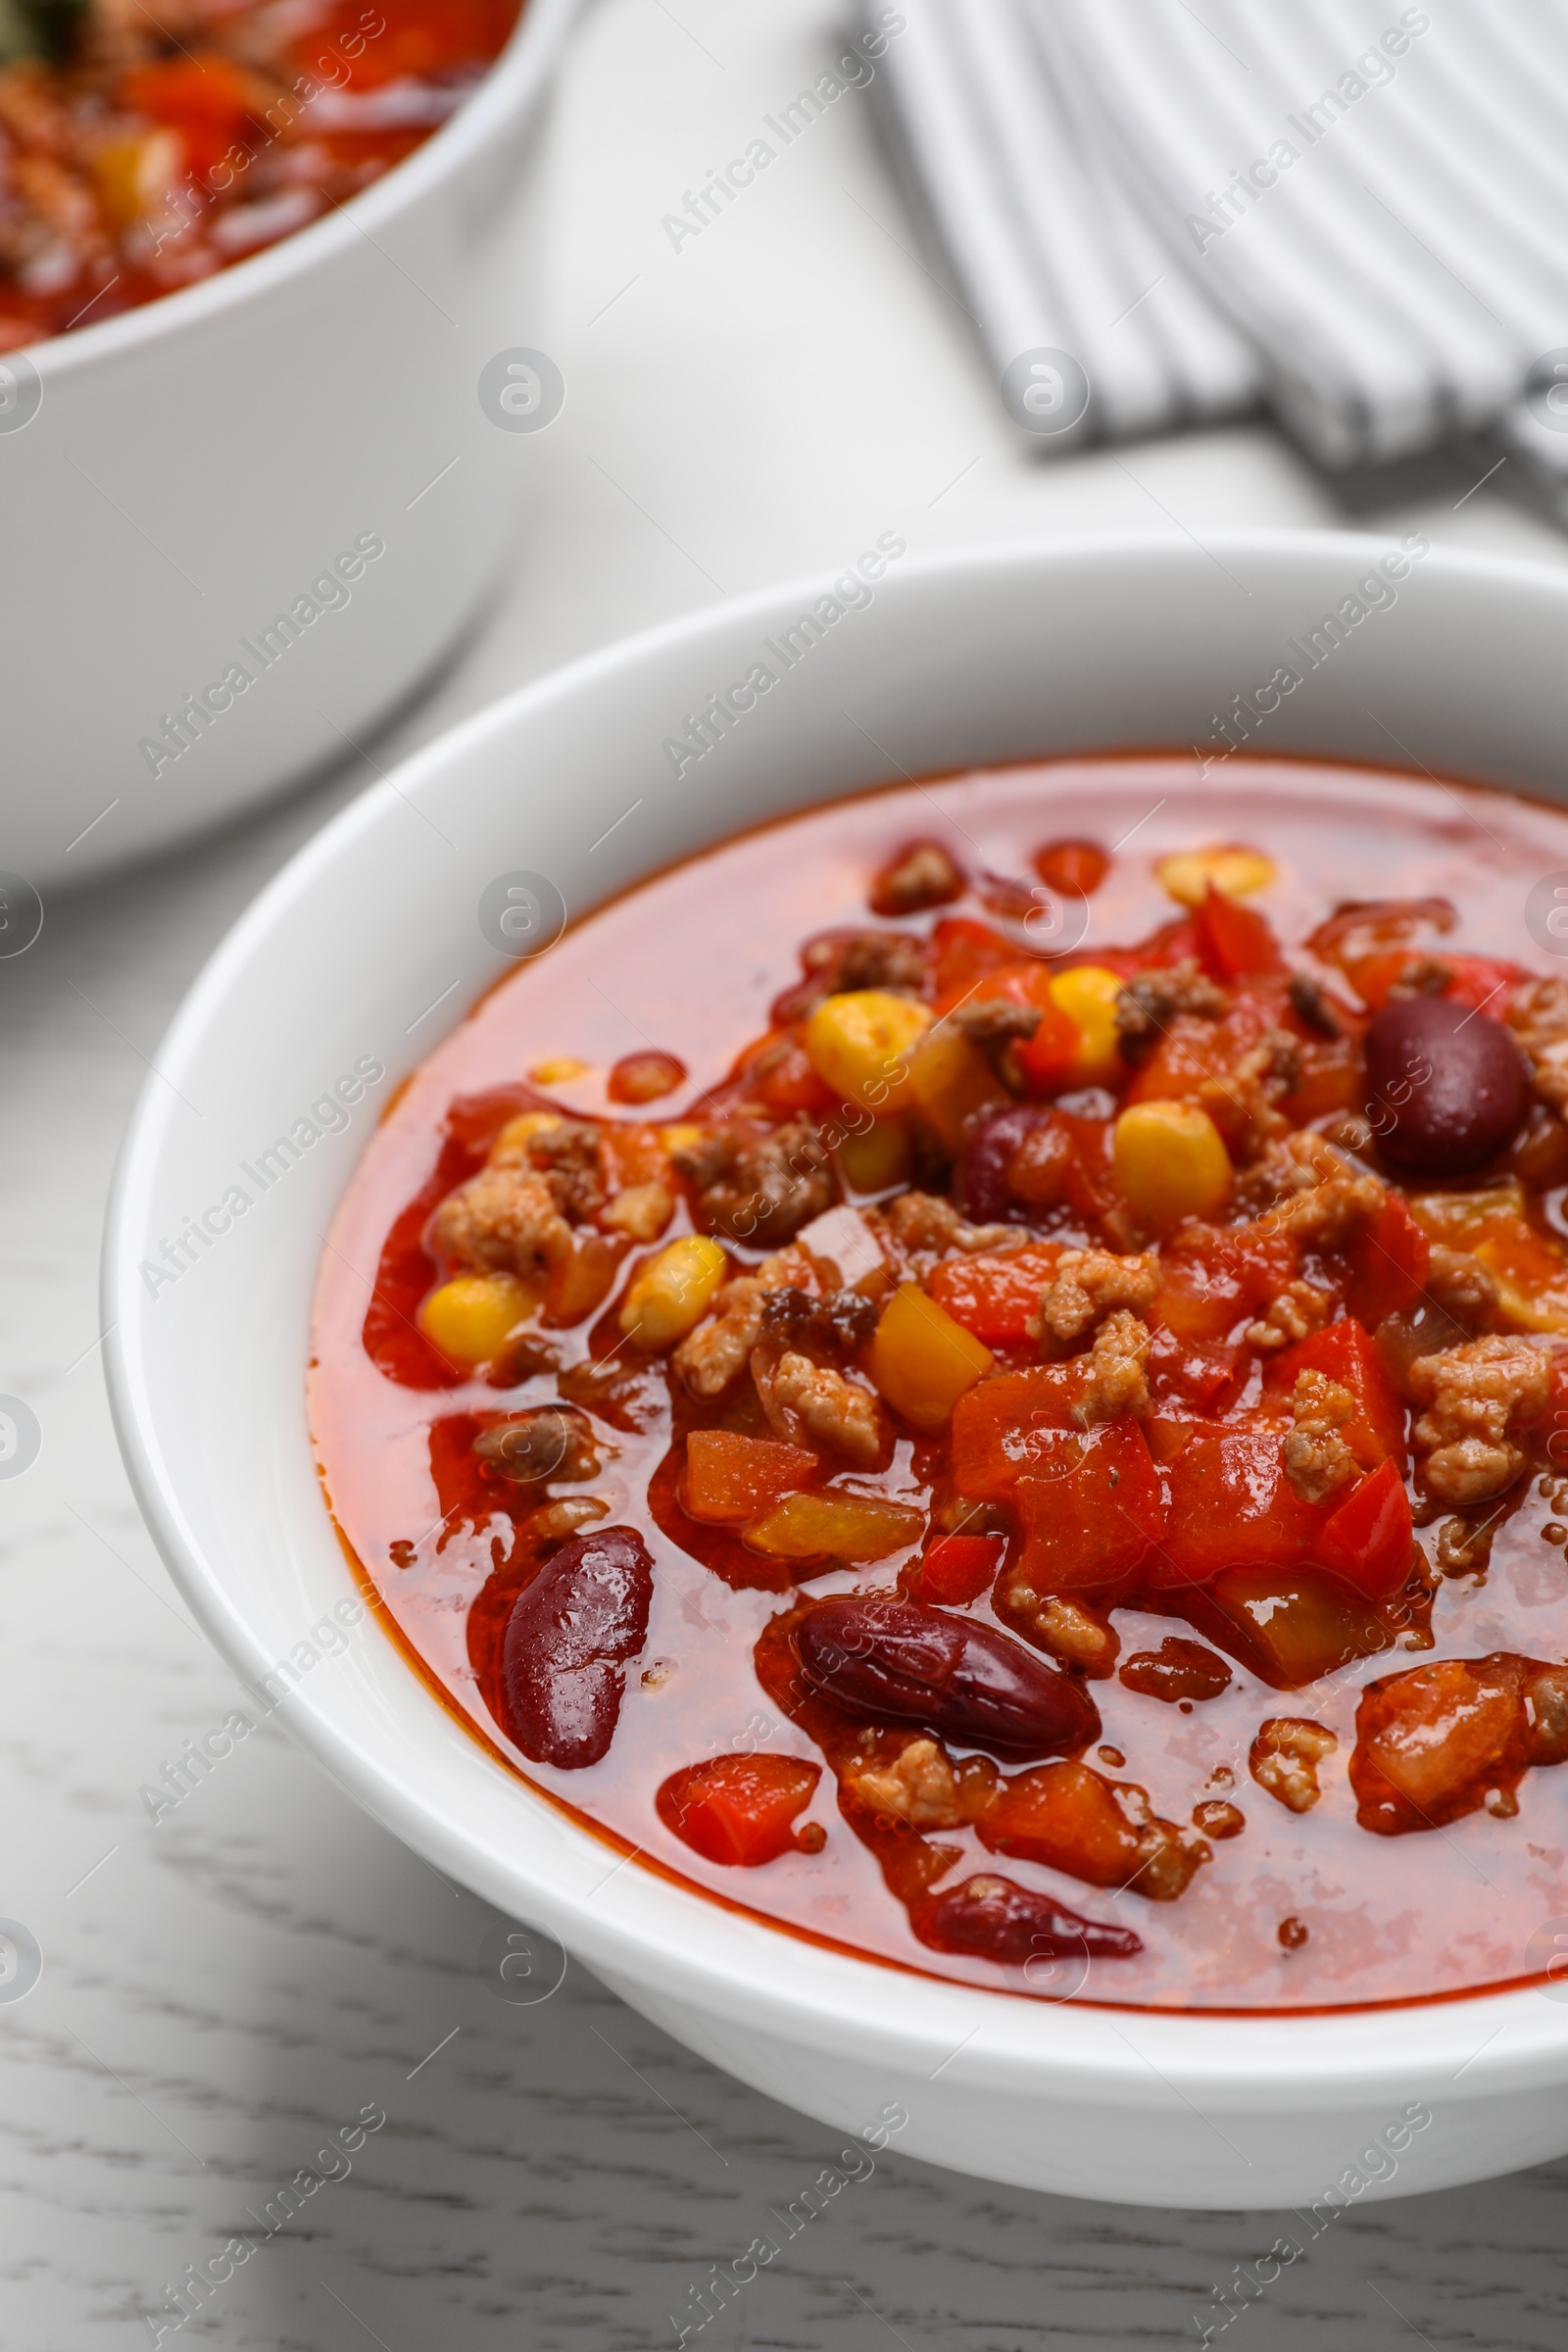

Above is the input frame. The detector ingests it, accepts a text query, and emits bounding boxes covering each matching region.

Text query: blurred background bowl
[0,0,579,892]
[103,534,1568,2207]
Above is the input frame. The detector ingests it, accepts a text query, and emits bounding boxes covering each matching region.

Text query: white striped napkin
[874,0,1568,495]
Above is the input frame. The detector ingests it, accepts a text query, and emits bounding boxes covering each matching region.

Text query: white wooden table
[6,4,1568,2344]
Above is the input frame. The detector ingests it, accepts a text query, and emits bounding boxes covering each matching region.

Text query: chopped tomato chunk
[1010,1421,1167,1595]
[1194,884,1285,979]
[950,1365,1092,1498]
[928,916,1018,998]
[1205,1567,1394,1687]
[927,1245,1061,1347]
[1148,1425,1323,1586]
[1313,1459,1412,1599]
[1272,1318,1406,1469]
[914,1533,1004,1604]
[682,1431,818,1524]
[657,1754,823,1865]
[1341,1192,1429,1327]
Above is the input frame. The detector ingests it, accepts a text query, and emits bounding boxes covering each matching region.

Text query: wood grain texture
[5,3,1568,2344]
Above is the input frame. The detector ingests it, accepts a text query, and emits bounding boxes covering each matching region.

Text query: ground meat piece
[756,1349,883,1465]
[1507,976,1568,1115]
[1250,1718,1338,1813]
[523,1119,609,1220]
[1245,1278,1334,1349]
[868,841,965,917]
[1426,1245,1499,1324]
[873,1191,1015,1262]
[674,1118,834,1246]
[1039,1249,1159,1345]
[1077,1310,1152,1424]
[672,1249,813,1397]
[1389,956,1455,999]
[779,929,928,1019]
[760,1284,879,1361]
[1270,1155,1385,1250]
[1197,1029,1302,1160]
[427,1166,574,1283]
[948,999,1041,1090]
[1408,1335,1550,1506]
[1283,1369,1358,1502]
[1015,1594,1120,1675]
[1114,960,1228,1058]
[843,1736,997,1827]
[1286,973,1343,1038]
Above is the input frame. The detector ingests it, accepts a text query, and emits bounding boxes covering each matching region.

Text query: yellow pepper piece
[837,1117,912,1194]
[869,1283,994,1430]
[1113,1101,1232,1228]
[1155,845,1276,906]
[418,1274,538,1366]
[805,990,933,1115]
[745,1489,924,1563]
[1047,964,1125,1085]
[529,1056,590,1085]
[905,1025,1007,1150]
[618,1233,727,1348]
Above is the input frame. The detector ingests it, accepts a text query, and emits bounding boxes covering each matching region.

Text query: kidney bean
[914,1873,1143,1963]
[1364,997,1525,1174]
[794,1596,1100,1757]
[959,1104,1054,1224]
[501,1525,654,1769]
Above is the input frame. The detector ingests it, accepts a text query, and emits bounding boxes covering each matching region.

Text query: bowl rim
[15,0,582,380]
[102,529,1568,2104]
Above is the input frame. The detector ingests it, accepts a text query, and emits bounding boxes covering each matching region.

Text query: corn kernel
[529,1056,591,1085]
[601,1181,674,1242]
[1155,845,1276,906]
[619,1233,727,1348]
[1113,1102,1232,1228]
[905,1025,1006,1148]
[869,1283,994,1430]
[837,1118,912,1194]
[493,1110,564,1159]
[661,1122,706,1155]
[805,990,933,1115]
[418,1273,538,1365]
[1046,964,1125,1084]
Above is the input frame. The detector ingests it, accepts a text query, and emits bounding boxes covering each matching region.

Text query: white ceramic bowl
[105,535,1568,2208]
[0,0,579,891]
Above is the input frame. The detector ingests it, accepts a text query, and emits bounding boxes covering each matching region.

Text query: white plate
[105,532,1568,2206]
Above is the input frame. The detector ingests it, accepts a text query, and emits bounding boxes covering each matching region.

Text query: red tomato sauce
[0,0,521,348]
[311,756,1568,2011]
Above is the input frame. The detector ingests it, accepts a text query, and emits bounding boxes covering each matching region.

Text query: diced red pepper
[928,916,1019,999]
[915,1533,1004,1604]
[1347,950,1520,1014]
[1012,998,1082,1089]
[1033,839,1108,897]
[1271,1317,1406,1469]
[950,1364,1091,1498]
[1313,1458,1413,1599]
[1438,956,1524,1015]
[927,1246,1062,1346]
[1146,1424,1324,1587]
[1341,1192,1430,1328]
[656,1753,823,1866]
[682,1431,818,1524]
[122,52,259,180]
[1011,1420,1167,1595]
[1195,884,1285,980]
